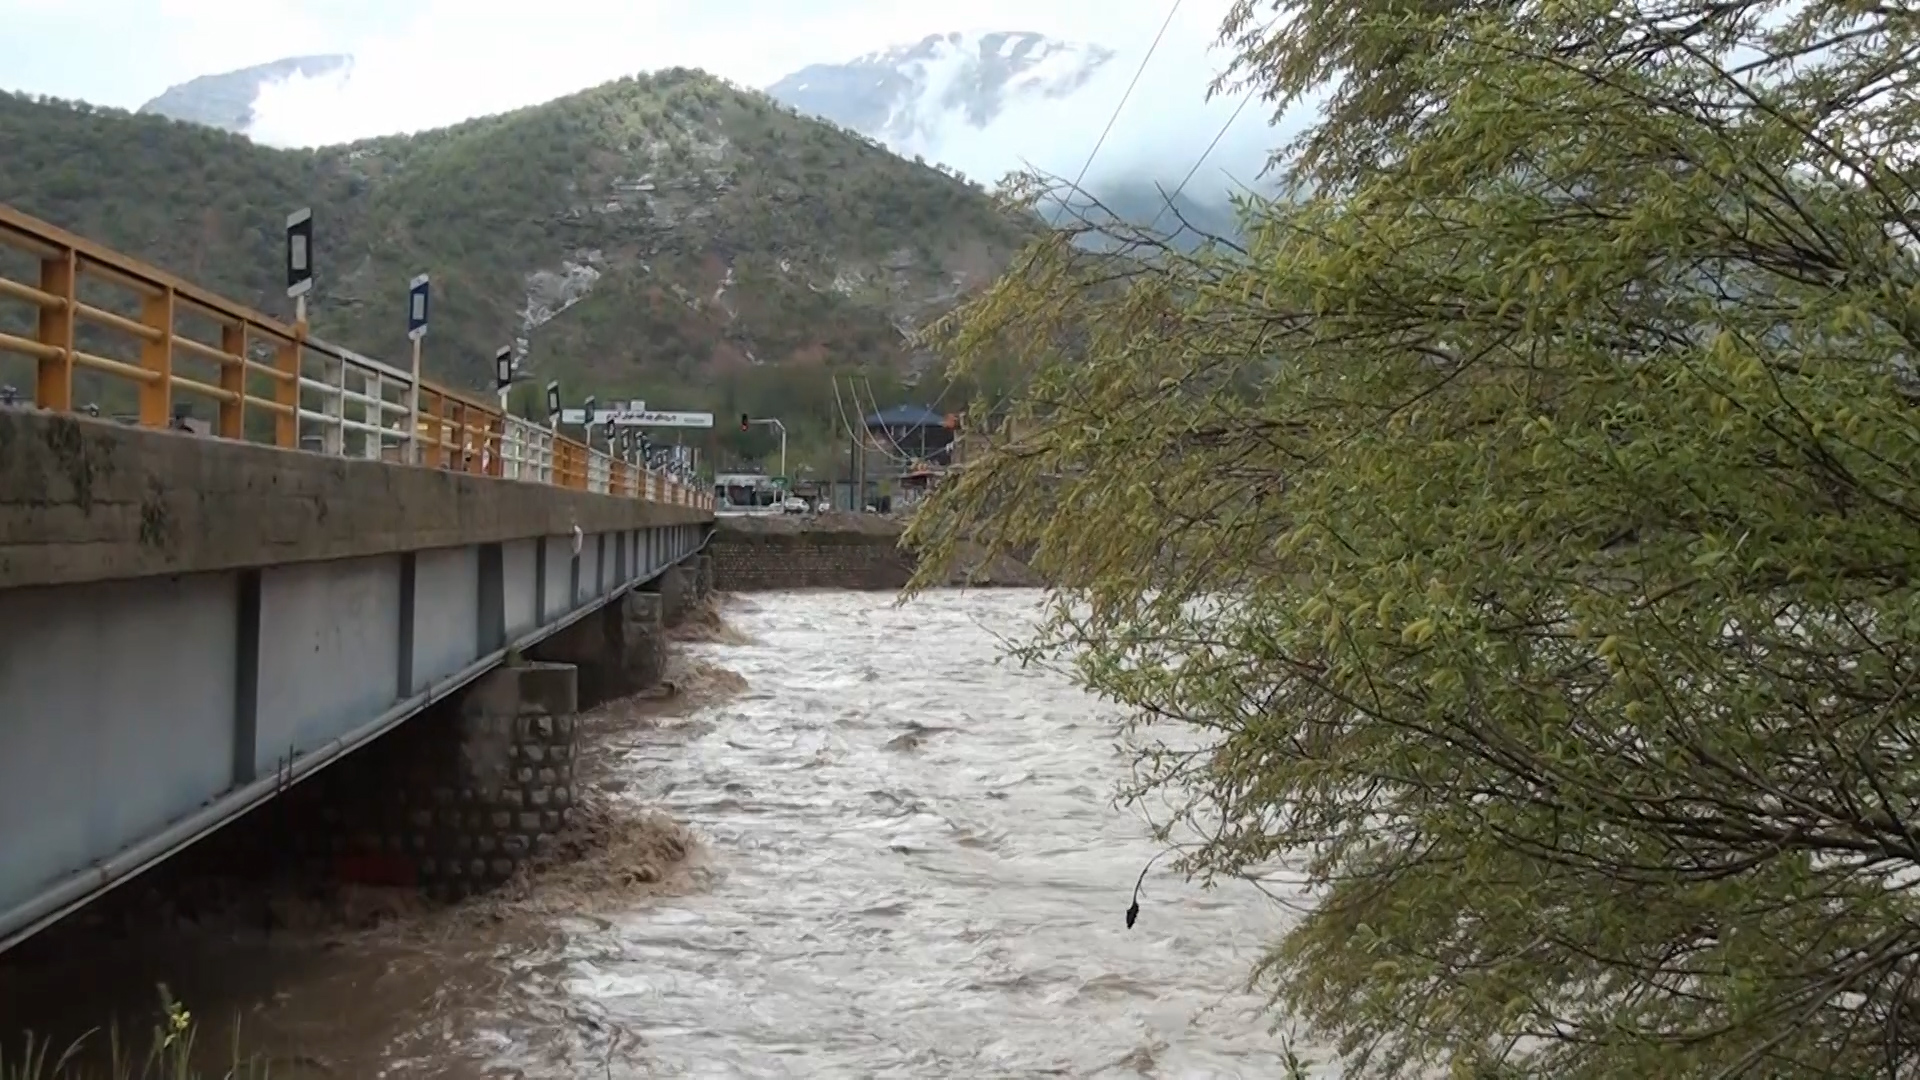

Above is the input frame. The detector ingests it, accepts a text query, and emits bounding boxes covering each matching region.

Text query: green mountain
[0,70,1033,469]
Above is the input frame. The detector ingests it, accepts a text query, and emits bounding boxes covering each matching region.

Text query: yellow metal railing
[0,203,712,510]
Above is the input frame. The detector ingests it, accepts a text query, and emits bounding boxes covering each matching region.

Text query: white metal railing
[0,203,718,511]
[296,338,412,460]
[500,415,556,484]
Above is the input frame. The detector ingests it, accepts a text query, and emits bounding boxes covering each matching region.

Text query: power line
[831,373,859,443]
[1068,0,1184,205]
[1138,10,1285,239]
[1148,89,1255,233]
[856,375,916,464]
[831,374,880,457]
[925,377,954,414]
[831,372,911,465]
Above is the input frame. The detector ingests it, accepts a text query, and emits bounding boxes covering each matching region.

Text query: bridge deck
[0,205,714,949]
[0,203,710,507]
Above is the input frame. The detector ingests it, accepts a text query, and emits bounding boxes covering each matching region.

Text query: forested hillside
[0,70,1035,468]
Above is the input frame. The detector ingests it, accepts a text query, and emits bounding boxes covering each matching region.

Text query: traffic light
[739,413,750,432]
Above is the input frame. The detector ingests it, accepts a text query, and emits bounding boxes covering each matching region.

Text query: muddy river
[2,590,1304,1078]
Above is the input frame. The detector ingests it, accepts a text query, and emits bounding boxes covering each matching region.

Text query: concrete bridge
[0,206,716,950]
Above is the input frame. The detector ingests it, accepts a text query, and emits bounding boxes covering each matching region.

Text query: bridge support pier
[287,662,580,897]
[648,563,695,627]
[437,662,580,894]
[615,592,669,692]
[692,554,714,604]
[533,591,666,707]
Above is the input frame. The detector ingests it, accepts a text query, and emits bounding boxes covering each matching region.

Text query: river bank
[711,512,1044,590]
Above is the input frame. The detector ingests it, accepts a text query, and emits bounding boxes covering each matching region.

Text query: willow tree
[906,0,1920,1075]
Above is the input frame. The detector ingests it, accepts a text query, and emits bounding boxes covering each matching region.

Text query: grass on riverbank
[3,993,263,1079]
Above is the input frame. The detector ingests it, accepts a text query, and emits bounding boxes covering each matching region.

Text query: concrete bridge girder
[0,409,714,950]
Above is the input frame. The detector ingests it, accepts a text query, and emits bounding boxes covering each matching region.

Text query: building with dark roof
[862,404,956,465]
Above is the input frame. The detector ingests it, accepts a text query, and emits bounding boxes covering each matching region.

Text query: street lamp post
[489,345,519,477]
[494,346,514,412]
[741,415,788,486]
[285,208,314,327]
[542,381,562,484]
[405,273,430,462]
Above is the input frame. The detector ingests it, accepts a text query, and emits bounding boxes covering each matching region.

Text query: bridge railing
[0,204,713,510]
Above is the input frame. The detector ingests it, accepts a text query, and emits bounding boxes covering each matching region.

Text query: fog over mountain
[136,54,350,133]
[130,20,1310,246]
[762,30,1280,241]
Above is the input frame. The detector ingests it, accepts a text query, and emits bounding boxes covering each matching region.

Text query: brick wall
[710,527,918,591]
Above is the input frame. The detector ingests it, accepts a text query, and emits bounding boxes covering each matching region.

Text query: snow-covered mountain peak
[766,31,1114,162]
[138,55,352,135]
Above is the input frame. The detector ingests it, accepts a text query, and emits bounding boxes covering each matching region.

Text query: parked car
[781,496,810,515]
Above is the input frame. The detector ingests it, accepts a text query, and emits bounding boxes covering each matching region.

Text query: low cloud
[234,0,1311,199]
[870,20,1310,201]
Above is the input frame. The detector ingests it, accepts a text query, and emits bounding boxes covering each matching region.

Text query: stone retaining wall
[710,526,918,591]
[709,519,1042,591]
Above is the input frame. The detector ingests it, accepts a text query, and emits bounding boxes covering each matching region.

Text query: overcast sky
[2,1,1235,110]
[3,1,1297,195]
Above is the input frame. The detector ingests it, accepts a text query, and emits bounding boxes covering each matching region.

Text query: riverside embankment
[1,591,1303,1078]
[708,511,1044,591]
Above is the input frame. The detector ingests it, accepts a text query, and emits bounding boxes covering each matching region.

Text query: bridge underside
[0,409,712,948]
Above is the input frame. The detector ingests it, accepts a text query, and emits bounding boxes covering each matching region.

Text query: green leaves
[909,0,1920,1075]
